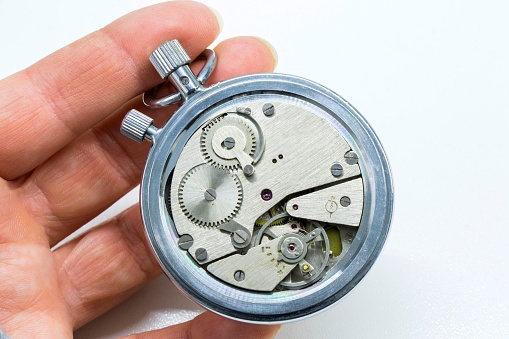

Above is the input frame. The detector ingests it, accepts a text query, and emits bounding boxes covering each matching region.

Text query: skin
[0,1,280,338]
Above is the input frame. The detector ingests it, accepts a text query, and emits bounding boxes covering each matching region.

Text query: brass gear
[254,204,290,227]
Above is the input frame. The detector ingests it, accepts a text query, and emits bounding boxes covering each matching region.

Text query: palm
[0,2,278,338]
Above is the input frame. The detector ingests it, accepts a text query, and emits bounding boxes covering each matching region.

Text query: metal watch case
[120,40,393,323]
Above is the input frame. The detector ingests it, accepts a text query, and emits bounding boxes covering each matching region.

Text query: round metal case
[121,41,393,323]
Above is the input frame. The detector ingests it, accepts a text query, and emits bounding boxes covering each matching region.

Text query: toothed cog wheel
[178,164,243,226]
[255,204,290,227]
[201,114,257,170]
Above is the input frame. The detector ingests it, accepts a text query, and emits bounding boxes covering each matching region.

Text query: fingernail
[254,37,278,69]
[208,5,224,33]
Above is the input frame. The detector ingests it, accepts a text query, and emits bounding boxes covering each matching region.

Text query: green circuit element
[324,226,342,257]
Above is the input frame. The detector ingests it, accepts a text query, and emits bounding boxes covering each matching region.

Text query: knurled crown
[150,40,191,79]
[120,109,153,143]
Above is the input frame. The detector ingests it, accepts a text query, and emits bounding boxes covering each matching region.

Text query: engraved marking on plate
[207,237,296,291]
[325,196,338,217]
[286,178,364,226]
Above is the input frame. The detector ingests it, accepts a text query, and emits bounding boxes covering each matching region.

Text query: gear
[254,218,330,289]
[178,164,243,227]
[200,114,257,170]
[255,204,290,227]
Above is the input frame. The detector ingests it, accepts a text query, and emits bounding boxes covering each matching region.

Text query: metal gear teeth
[178,164,243,227]
[200,113,257,170]
[254,218,288,227]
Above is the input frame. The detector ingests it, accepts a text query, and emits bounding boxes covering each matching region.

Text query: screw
[345,151,359,165]
[178,234,194,250]
[292,204,299,210]
[195,248,208,261]
[262,103,275,116]
[233,230,249,244]
[330,163,344,177]
[340,196,351,207]
[243,164,255,176]
[222,137,235,149]
[204,188,217,201]
[278,154,283,159]
[234,270,245,281]
[180,76,189,85]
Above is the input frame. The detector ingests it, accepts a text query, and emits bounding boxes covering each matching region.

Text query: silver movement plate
[124,40,393,324]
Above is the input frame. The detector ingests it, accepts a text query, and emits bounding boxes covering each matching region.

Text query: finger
[205,36,278,84]
[53,205,161,329]
[20,37,277,247]
[121,311,282,339]
[0,180,72,337]
[0,1,221,180]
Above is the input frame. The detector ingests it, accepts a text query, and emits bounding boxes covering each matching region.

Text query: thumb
[121,311,281,339]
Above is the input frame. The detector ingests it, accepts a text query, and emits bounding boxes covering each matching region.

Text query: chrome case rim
[141,73,394,323]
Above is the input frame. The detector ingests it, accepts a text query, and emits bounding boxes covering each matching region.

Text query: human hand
[0,1,279,337]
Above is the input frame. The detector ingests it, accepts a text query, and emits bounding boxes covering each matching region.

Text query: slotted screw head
[345,151,359,165]
[330,163,344,177]
[195,248,208,261]
[234,270,245,281]
[178,234,194,250]
[262,103,275,116]
[340,196,351,207]
[233,230,249,244]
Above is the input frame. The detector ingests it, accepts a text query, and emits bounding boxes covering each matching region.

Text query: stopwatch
[120,40,393,323]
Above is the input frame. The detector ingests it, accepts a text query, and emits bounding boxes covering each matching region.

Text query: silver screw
[204,188,217,201]
[330,163,344,177]
[243,164,255,176]
[222,137,236,149]
[345,151,359,165]
[234,270,245,281]
[262,103,275,116]
[233,230,249,244]
[340,196,351,207]
[180,76,189,85]
[178,234,194,250]
[195,248,208,261]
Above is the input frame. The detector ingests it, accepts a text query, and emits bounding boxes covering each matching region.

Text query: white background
[1,0,509,338]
